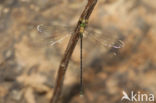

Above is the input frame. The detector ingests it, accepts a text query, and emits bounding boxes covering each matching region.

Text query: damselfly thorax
[79,18,88,34]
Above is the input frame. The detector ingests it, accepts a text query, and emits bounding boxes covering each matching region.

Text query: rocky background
[0,0,156,103]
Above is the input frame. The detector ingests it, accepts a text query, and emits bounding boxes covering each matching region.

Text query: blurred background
[0,0,156,103]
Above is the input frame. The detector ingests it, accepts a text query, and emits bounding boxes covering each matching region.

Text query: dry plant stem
[50,0,97,103]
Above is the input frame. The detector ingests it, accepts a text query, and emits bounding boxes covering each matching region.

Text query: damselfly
[36,19,125,96]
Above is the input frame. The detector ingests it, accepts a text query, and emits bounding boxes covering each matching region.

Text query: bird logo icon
[121,91,131,101]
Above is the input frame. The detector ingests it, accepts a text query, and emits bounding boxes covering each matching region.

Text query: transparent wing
[36,24,125,49]
[36,24,73,46]
[84,27,125,49]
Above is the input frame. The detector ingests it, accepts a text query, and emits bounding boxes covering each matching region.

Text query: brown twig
[50,0,97,103]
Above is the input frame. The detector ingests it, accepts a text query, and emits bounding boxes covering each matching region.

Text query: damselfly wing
[37,24,73,46]
[36,24,124,49]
